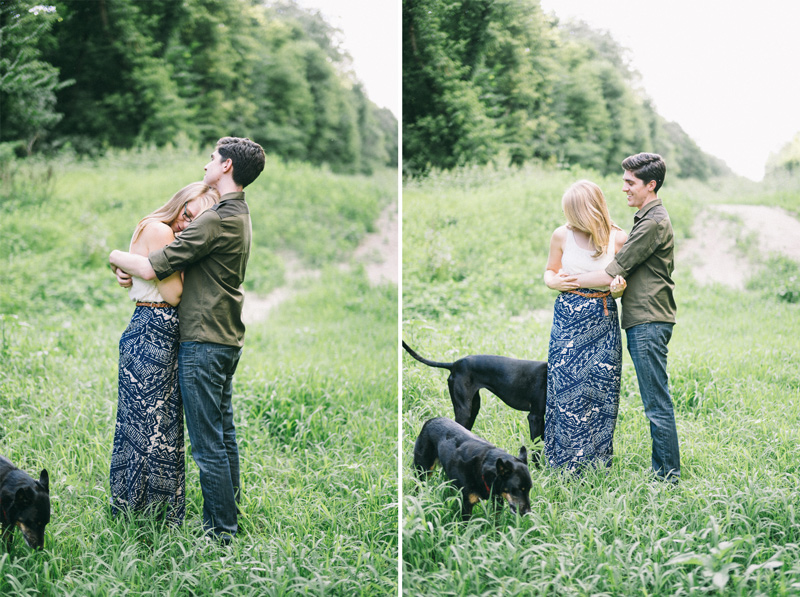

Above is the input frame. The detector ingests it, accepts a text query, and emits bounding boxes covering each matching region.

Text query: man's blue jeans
[626,323,680,481]
[178,341,242,541]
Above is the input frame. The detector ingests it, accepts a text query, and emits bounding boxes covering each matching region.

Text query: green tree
[4,0,396,172]
[354,83,389,174]
[403,0,498,173]
[0,0,72,154]
[44,0,192,150]
[402,0,729,180]
[475,0,560,165]
[766,132,800,176]
[375,106,399,168]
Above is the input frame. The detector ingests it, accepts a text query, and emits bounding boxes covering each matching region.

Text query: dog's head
[1,469,50,550]
[486,447,532,515]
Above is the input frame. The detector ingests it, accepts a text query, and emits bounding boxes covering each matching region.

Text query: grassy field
[402,164,800,595]
[0,147,398,596]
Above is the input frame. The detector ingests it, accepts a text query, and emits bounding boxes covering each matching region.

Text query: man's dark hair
[622,152,666,193]
[216,137,266,188]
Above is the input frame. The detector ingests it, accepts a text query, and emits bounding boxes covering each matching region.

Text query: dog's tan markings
[468,493,481,504]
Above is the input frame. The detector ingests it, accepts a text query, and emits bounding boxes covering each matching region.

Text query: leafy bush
[748,256,800,303]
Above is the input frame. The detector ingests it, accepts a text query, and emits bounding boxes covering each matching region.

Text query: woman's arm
[109,251,156,280]
[128,222,183,306]
[614,229,628,253]
[573,269,612,290]
[610,229,628,297]
[544,227,579,291]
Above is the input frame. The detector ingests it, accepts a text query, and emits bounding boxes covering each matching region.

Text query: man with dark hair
[110,136,267,540]
[215,136,267,188]
[572,152,680,482]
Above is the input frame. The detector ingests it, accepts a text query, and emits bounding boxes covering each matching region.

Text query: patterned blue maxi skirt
[544,290,622,473]
[110,305,185,524]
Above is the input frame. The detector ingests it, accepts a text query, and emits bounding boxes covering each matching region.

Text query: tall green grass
[402,164,800,595]
[0,148,398,595]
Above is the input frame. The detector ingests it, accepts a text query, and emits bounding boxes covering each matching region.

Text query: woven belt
[135,301,173,308]
[567,290,611,316]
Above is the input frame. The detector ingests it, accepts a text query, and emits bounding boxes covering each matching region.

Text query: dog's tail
[402,340,454,370]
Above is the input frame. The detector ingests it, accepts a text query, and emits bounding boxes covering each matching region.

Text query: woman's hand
[109,251,133,288]
[610,275,626,298]
[115,267,133,288]
[546,270,579,292]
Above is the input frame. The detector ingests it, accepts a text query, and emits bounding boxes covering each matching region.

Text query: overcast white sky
[538,0,800,181]
[292,0,400,118]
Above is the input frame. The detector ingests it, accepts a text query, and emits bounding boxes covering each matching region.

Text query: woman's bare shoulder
[141,221,175,243]
[134,221,175,253]
[614,227,628,251]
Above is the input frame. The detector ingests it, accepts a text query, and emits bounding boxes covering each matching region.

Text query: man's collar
[219,191,245,202]
[634,197,662,219]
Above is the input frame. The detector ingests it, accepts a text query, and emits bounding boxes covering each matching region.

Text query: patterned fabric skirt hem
[110,305,186,525]
[544,289,622,474]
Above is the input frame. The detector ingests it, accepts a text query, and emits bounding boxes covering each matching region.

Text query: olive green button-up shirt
[149,192,252,347]
[605,198,676,330]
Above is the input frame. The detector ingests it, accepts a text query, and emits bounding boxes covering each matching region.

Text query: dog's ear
[13,486,34,508]
[517,446,528,465]
[38,469,49,493]
[496,458,512,478]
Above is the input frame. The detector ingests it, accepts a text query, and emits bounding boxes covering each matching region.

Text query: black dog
[403,341,547,444]
[0,456,50,551]
[413,417,532,519]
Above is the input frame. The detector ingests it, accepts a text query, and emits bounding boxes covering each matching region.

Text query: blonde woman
[109,182,218,524]
[543,180,627,473]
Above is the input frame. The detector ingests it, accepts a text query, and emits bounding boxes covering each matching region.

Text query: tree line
[0,0,397,174]
[767,133,800,177]
[403,0,731,180]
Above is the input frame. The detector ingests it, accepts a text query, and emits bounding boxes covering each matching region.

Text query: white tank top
[127,227,167,303]
[128,276,166,303]
[561,227,617,275]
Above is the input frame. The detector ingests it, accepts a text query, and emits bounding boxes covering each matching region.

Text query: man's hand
[610,275,627,297]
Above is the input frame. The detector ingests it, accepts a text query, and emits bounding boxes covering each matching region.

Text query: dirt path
[351,201,399,286]
[677,204,800,289]
[243,202,796,322]
[242,202,398,324]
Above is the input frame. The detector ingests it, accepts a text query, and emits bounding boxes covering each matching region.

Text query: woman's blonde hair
[561,180,618,258]
[130,182,219,247]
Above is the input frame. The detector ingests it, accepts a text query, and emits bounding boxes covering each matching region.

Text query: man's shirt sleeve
[149,215,221,280]
[605,216,661,278]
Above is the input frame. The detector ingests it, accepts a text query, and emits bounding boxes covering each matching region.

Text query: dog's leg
[466,390,481,430]
[527,409,544,442]
[460,490,477,521]
[1,525,13,552]
[449,375,474,429]
[413,427,438,479]
[527,409,545,466]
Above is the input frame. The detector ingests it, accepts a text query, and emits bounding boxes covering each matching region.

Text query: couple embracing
[107,136,266,543]
[543,152,680,483]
